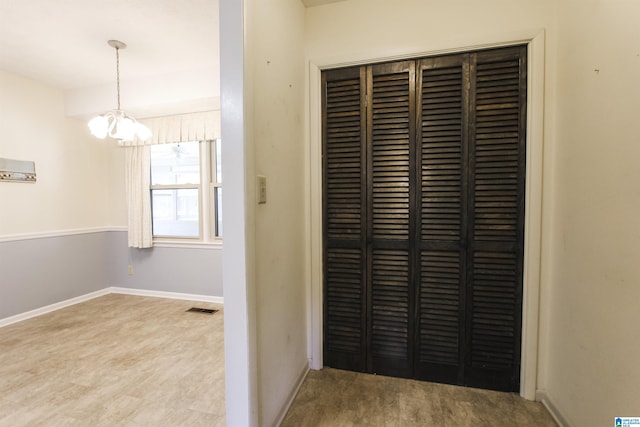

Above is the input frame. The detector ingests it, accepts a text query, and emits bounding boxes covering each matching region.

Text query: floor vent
[186,307,218,315]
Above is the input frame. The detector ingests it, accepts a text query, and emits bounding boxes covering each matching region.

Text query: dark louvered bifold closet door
[464,47,526,391]
[367,62,416,377]
[322,67,367,371]
[323,45,526,393]
[414,54,468,385]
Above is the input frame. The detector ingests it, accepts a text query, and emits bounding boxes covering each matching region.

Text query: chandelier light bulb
[135,122,153,141]
[88,115,109,139]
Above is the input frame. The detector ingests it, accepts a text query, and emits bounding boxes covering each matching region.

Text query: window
[211,138,223,238]
[150,139,222,242]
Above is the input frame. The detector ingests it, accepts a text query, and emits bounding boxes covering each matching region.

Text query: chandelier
[88,40,152,143]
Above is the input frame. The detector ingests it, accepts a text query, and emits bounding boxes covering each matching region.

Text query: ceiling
[0,0,346,118]
[0,0,219,90]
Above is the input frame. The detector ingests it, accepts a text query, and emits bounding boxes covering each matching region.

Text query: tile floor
[0,294,225,426]
[282,368,557,427]
[0,294,557,427]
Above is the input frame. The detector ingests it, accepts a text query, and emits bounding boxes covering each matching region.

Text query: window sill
[152,239,223,250]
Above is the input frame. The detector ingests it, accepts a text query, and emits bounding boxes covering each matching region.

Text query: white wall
[0,69,113,234]
[106,145,127,226]
[305,1,640,426]
[220,0,307,424]
[246,0,308,425]
[543,1,640,425]
[219,0,256,423]
[0,70,114,318]
[304,0,555,63]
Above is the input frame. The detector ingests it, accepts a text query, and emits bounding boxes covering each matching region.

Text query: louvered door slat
[371,67,411,240]
[418,251,460,365]
[419,61,464,242]
[325,73,364,240]
[371,250,409,356]
[470,252,518,367]
[472,52,522,242]
[325,248,364,369]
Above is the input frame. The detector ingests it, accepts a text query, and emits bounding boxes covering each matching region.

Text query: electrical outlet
[127,265,134,275]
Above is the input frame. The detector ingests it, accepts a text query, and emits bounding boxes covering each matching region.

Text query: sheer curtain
[124,145,152,248]
[120,111,220,249]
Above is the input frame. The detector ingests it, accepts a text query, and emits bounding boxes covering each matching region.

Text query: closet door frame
[307,30,546,400]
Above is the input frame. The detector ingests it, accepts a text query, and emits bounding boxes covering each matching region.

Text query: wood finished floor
[282,369,557,427]
[0,294,225,426]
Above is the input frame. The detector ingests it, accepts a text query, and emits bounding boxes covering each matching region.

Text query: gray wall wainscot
[0,232,109,319]
[0,230,223,320]
[106,231,223,297]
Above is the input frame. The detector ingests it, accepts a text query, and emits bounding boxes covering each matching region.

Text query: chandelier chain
[115,46,121,110]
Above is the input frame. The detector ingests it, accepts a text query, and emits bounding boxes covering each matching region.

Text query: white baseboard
[536,390,571,427]
[108,287,224,304]
[271,360,310,427]
[0,287,224,328]
[0,288,112,328]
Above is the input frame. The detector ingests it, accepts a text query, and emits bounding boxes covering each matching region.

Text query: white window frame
[209,138,223,240]
[150,139,222,247]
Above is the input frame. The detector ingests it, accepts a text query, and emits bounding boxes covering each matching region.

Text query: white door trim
[304,29,546,400]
